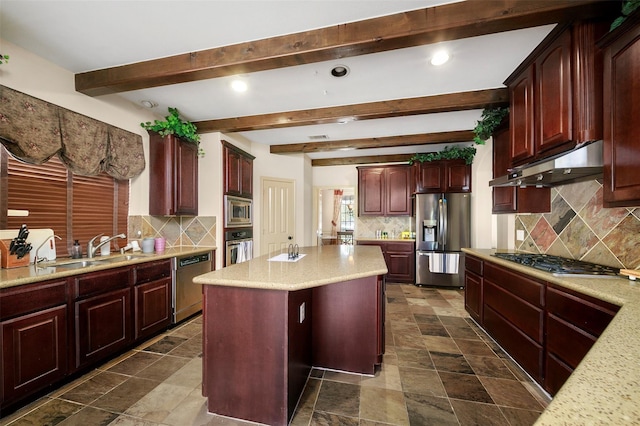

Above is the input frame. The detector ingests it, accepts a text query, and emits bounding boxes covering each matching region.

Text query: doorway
[261,177,295,256]
[313,186,356,246]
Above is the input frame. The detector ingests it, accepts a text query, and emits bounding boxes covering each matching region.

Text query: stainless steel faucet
[87,233,126,258]
[33,234,62,264]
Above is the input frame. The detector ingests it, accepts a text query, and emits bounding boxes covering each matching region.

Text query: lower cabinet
[0,279,68,411]
[1,257,177,413]
[544,285,619,395]
[357,240,415,283]
[75,287,132,369]
[464,256,621,396]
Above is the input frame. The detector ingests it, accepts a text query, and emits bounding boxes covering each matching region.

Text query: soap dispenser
[71,240,82,259]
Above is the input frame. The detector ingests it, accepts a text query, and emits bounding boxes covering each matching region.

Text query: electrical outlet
[299,302,305,323]
[516,230,525,241]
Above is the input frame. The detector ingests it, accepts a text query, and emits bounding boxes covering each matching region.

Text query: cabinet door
[75,288,132,369]
[135,278,171,341]
[464,271,482,324]
[602,18,640,207]
[240,156,253,197]
[224,147,242,195]
[535,29,572,155]
[1,305,67,408]
[444,161,471,193]
[358,168,385,215]
[509,67,536,166]
[175,139,198,215]
[386,166,412,215]
[385,242,414,283]
[415,162,443,193]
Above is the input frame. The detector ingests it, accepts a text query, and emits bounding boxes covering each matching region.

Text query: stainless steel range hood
[489,140,603,187]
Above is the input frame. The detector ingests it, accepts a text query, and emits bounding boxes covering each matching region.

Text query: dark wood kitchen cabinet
[148,131,198,216]
[600,12,640,207]
[505,20,607,167]
[1,279,68,412]
[357,240,414,283]
[492,123,550,214]
[133,259,172,341]
[463,254,483,323]
[73,267,132,370]
[482,262,546,383]
[357,165,412,216]
[544,285,619,395]
[223,140,255,198]
[414,160,471,194]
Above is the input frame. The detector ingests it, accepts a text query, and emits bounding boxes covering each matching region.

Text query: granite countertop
[463,248,640,425]
[0,246,216,290]
[194,245,388,291]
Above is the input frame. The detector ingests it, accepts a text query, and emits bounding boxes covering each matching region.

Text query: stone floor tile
[59,371,129,405]
[438,371,494,403]
[449,399,510,426]
[422,335,461,354]
[398,366,447,397]
[394,347,434,370]
[124,382,193,423]
[314,381,360,418]
[107,352,163,376]
[430,351,475,374]
[163,357,203,388]
[90,377,159,413]
[500,406,544,426]
[310,411,359,426]
[359,386,409,425]
[479,376,545,410]
[5,399,82,426]
[57,406,119,425]
[141,336,188,354]
[404,393,458,426]
[135,355,190,381]
[454,338,497,357]
[360,363,403,391]
[465,355,517,380]
[290,378,321,426]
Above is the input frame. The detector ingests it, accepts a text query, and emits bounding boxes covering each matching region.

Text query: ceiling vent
[308,135,329,140]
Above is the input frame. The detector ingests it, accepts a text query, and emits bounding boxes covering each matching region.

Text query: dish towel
[428,253,459,274]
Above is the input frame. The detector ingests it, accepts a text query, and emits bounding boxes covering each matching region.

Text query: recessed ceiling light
[331,65,350,78]
[140,100,158,108]
[231,79,248,92]
[430,51,450,66]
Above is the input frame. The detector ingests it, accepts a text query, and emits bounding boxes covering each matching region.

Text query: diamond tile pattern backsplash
[515,180,640,269]
[128,215,216,248]
[356,216,413,239]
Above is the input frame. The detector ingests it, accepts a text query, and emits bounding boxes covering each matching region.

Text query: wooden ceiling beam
[311,154,416,167]
[75,1,613,96]
[196,89,507,133]
[270,130,475,154]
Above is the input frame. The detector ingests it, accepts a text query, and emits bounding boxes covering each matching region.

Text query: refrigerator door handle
[438,198,446,247]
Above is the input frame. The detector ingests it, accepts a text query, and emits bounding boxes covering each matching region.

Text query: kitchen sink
[42,254,150,270]
[52,260,103,270]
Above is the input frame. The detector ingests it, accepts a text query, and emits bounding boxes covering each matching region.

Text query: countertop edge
[463,248,640,425]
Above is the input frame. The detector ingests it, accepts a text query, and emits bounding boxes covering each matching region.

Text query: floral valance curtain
[0,85,145,179]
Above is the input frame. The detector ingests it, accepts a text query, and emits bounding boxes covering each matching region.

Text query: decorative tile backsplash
[356,216,413,239]
[515,180,640,269]
[128,215,216,248]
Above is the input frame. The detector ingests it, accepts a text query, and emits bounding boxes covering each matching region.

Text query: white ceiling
[0,1,555,160]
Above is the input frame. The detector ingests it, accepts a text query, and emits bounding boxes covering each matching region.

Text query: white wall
[471,139,495,249]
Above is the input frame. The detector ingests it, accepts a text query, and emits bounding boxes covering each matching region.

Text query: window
[340,195,354,231]
[1,147,129,257]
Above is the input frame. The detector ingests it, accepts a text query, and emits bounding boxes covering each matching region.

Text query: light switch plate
[516,230,525,241]
[299,302,305,323]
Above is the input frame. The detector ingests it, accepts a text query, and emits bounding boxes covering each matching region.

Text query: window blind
[2,147,129,257]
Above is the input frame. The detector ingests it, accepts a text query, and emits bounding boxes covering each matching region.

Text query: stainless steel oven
[225,195,252,228]
[225,229,253,266]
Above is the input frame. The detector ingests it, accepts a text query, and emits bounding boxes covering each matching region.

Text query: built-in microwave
[224,195,252,228]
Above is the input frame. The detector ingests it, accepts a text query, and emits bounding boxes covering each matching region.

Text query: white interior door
[261,177,295,256]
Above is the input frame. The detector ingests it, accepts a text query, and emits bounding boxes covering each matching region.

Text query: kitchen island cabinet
[195,245,387,426]
[357,239,415,283]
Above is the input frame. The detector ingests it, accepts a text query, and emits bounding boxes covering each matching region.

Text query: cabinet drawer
[73,267,131,299]
[484,262,545,308]
[547,286,619,337]
[135,259,172,285]
[483,305,543,382]
[545,352,573,396]
[0,279,67,321]
[547,313,597,369]
[465,255,483,276]
[385,242,413,253]
[484,280,544,343]
[464,271,482,323]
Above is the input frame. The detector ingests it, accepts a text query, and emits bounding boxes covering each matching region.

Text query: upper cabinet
[492,122,550,214]
[414,160,471,194]
[223,141,255,198]
[600,12,640,207]
[148,132,198,216]
[505,20,608,168]
[357,164,412,216]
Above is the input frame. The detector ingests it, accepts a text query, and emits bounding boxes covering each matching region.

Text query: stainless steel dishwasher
[172,252,212,324]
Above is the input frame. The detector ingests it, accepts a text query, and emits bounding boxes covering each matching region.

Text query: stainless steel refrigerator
[415,193,470,287]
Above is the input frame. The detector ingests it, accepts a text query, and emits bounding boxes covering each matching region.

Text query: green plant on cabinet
[141,107,204,157]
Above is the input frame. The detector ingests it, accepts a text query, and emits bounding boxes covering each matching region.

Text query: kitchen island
[193,244,388,426]
[463,248,640,425]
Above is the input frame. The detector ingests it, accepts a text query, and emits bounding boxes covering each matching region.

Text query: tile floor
[0,284,551,426]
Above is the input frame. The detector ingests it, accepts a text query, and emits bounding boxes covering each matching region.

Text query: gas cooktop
[492,253,620,277]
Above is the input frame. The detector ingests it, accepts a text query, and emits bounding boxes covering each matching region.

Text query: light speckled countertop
[0,246,216,290]
[464,248,640,425]
[194,245,388,291]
